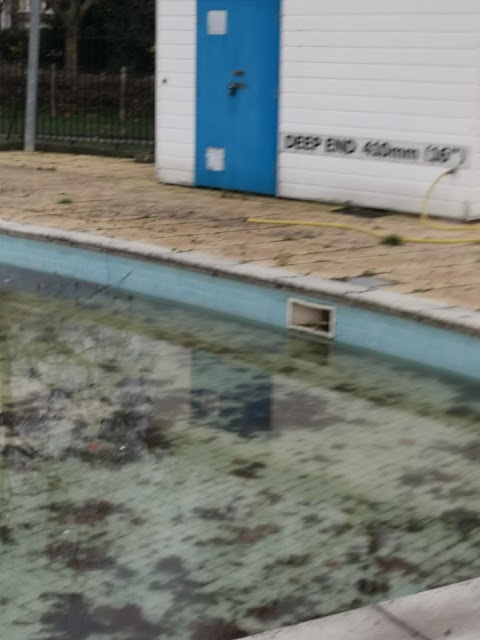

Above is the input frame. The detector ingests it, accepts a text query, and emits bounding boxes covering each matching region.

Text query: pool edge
[0,218,479,338]
[243,576,480,640]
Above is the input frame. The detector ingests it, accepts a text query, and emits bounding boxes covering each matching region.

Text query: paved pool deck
[0,152,479,312]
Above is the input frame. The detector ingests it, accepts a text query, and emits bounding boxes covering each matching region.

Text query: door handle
[228,82,246,96]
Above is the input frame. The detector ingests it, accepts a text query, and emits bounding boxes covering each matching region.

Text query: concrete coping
[244,577,480,640]
[0,218,479,337]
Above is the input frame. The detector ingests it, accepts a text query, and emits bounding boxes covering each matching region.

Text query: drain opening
[287,298,336,339]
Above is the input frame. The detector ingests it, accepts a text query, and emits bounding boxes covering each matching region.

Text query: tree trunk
[65,24,78,74]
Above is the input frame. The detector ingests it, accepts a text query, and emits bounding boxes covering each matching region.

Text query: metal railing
[0,64,154,147]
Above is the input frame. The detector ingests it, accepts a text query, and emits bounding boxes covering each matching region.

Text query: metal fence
[0,64,154,147]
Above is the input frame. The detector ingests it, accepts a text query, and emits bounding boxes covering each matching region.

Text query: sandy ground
[1,151,479,310]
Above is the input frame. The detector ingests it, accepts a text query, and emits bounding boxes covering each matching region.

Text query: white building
[0,0,13,29]
[0,0,51,30]
[155,1,480,219]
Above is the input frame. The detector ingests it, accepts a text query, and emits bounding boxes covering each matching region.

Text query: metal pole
[50,63,57,118]
[24,0,42,151]
[119,66,127,122]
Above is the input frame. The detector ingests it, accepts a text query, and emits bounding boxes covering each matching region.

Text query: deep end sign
[283,133,469,168]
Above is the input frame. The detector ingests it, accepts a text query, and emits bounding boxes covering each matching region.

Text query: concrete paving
[245,578,480,640]
[0,152,479,311]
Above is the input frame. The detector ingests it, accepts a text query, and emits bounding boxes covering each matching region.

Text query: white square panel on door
[206,147,225,171]
[207,10,227,35]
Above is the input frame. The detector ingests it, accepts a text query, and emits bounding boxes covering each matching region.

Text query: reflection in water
[191,350,272,437]
[0,264,480,640]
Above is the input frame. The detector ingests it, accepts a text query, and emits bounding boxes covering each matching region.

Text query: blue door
[196,0,280,195]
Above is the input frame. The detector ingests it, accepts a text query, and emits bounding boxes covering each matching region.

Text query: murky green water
[1,265,479,640]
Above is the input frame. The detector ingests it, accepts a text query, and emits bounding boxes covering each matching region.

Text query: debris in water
[39,593,166,640]
[0,525,13,545]
[45,499,127,526]
[189,618,248,640]
[230,523,281,544]
[45,540,116,571]
[154,555,186,575]
[229,461,266,479]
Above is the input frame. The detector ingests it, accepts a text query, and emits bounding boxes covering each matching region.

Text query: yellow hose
[247,169,480,245]
[247,217,480,244]
[420,169,480,231]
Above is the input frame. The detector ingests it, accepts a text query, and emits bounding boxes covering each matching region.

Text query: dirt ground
[1,151,479,310]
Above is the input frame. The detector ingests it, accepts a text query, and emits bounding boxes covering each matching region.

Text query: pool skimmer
[287,298,336,339]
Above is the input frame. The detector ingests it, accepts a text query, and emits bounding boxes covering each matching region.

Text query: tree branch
[46,0,68,18]
[80,0,98,17]
[46,0,98,22]
[0,0,11,18]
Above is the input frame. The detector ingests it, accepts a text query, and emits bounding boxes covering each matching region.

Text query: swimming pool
[1,264,479,639]
[0,227,479,380]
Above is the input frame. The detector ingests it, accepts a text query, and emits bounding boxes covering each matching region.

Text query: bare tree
[0,0,10,28]
[46,0,99,72]
[0,0,26,30]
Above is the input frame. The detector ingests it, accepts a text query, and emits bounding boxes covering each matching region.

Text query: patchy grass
[57,197,73,205]
[275,251,293,266]
[381,234,404,246]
